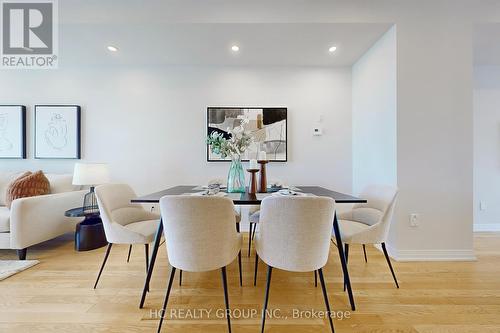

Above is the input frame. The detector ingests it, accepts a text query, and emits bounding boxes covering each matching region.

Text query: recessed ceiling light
[231,45,240,52]
[107,45,118,52]
[329,46,337,53]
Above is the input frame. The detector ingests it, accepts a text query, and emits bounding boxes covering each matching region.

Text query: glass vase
[227,155,246,193]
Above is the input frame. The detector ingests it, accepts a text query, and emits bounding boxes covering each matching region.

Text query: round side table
[65,207,108,251]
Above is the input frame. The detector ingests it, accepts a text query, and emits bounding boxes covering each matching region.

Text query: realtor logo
[1,0,58,68]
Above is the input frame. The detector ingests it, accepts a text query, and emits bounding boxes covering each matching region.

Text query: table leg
[332,212,356,311]
[139,219,163,309]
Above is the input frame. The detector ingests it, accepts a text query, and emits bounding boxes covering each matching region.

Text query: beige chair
[254,196,336,333]
[94,184,160,289]
[247,206,260,256]
[247,180,283,256]
[157,195,242,333]
[337,185,399,288]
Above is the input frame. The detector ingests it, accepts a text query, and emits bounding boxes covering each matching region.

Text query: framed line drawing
[0,105,26,159]
[35,105,81,159]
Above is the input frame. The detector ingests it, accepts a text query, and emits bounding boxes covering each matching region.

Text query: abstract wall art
[0,105,26,159]
[207,107,287,162]
[35,105,81,159]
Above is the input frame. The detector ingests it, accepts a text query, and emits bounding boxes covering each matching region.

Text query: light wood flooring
[0,233,499,333]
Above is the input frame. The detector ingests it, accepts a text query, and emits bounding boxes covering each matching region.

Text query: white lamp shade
[72,163,110,186]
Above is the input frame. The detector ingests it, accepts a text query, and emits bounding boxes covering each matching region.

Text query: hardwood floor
[0,233,499,333]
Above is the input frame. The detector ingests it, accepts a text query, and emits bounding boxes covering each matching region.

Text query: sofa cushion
[0,206,10,232]
[45,173,78,194]
[6,171,50,208]
[0,171,25,206]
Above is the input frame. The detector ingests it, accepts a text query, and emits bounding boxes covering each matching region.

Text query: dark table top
[65,206,100,217]
[131,185,366,205]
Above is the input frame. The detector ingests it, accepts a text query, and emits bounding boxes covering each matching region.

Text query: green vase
[227,156,246,193]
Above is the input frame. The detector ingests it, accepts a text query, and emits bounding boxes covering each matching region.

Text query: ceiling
[59,23,392,67]
[474,24,500,66]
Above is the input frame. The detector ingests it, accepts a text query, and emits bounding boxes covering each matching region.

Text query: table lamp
[72,163,110,213]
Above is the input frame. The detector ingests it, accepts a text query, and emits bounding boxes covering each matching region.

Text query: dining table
[132,185,366,311]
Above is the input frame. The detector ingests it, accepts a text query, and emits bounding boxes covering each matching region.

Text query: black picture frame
[207,107,288,162]
[0,105,26,159]
[34,105,81,159]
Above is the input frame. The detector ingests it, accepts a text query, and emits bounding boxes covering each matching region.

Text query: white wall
[352,26,397,195]
[1,0,486,260]
[473,66,500,231]
[0,66,353,196]
[187,0,476,261]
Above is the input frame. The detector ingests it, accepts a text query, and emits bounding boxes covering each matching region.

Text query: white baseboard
[473,223,500,232]
[374,243,476,262]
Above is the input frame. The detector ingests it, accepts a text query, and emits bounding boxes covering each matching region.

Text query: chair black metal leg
[157,266,176,333]
[248,223,253,257]
[252,223,256,240]
[318,268,335,333]
[221,266,232,333]
[343,243,349,292]
[261,265,273,333]
[254,254,259,286]
[381,243,399,288]
[145,244,149,273]
[140,220,163,308]
[94,243,113,289]
[179,270,183,286]
[127,245,132,263]
[332,213,355,310]
[314,270,318,287]
[362,244,367,263]
[238,251,242,287]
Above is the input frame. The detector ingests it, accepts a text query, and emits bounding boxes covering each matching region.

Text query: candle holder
[247,169,259,194]
[258,160,269,193]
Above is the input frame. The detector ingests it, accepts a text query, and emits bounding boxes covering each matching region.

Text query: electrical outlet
[409,213,419,227]
[480,201,487,211]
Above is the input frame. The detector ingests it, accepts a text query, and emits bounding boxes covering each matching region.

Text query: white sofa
[0,171,86,260]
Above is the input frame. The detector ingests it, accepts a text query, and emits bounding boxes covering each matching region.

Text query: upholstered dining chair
[208,178,242,226]
[254,196,336,333]
[157,195,242,333]
[336,185,399,288]
[247,206,260,255]
[177,179,243,288]
[247,179,283,256]
[94,184,160,289]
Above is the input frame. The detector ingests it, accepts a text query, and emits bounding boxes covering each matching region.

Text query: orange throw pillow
[6,171,50,208]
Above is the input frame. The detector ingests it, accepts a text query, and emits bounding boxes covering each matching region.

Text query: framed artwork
[207,107,287,162]
[0,105,26,159]
[35,105,81,159]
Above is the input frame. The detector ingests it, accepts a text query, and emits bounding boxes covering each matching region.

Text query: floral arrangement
[207,118,253,159]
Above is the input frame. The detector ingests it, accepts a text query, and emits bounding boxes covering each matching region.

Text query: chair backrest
[350,185,398,226]
[257,196,335,272]
[159,195,240,272]
[351,185,398,243]
[95,184,149,241]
